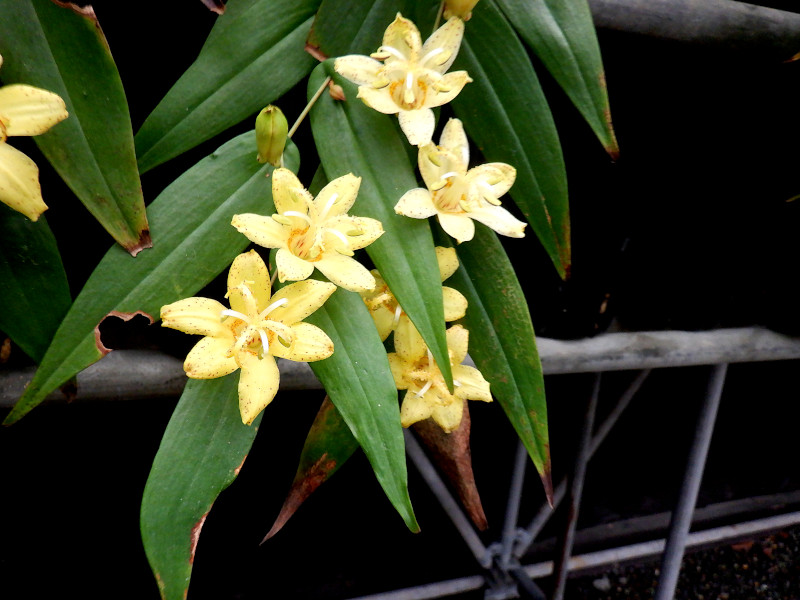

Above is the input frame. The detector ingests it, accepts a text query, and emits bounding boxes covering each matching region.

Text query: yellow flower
[395,118,525,243]
[0,54,68,221]
[161,250,336,425]
[334,13,472,146]
[389,323,491,433]
[361,246,467,341]
[444,0,480,21]
[232,168,384,293]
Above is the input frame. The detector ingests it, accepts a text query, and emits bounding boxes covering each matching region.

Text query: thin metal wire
[653,363,728,600]
[499,441,529,569]
[551,374,602,600]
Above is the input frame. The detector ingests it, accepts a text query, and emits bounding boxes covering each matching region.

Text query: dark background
[2,1,800,598]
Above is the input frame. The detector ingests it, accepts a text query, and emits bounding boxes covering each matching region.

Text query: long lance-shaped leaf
[135,0,321,174]
[307,0,412,58]
[437,225,553,503]
[0,0,149,254]
[3,134,299,425]
[309,62,452,389]
[451,2,570,279]
[141,375,263,600]
[264,396,360,541]
[494,0,619,158]
[0,205,71,363]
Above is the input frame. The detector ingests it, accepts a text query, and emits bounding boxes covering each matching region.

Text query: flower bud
[255,105,288,166]
[443,0,479,20]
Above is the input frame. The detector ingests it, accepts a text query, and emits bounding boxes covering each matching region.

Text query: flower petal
[453,364,492,403]
[443,286,468,321]
[269,279,337,324]
[275,248,315,282]
[227,250,271,314]
[437,211,475,242]
[314,253,376,292]
[469,205,527,238]
[388,353,410,389]
[383,13,422,61]
[314,173,361,217]
[394,316,426,363]
[357,86,401,114]
[0,84,67,136]
[418,145,464,191]
[161,297,229,337]
[446,324,470,364]
[0,142,46,221]
[400,390,435,428]
[421,16,465,73]
[183,336,238,379]
[271,322,334,362]
[469,162,517,199]
[334,55,384,87]
[370,304,397,341]
[439,118,469,166]
[398,108,435,146]
[432,398,465,432]
[231,213,288,250]
[436,246,459,281]
[328,215,384,250]
[237,352,280,425]
[272,167,313,215]
[394,188,437,219]
[426,71,472,108]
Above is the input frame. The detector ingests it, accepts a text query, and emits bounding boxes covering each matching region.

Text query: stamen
[271,214,293,226]
[415,380,433,397]
[220,309,250,322]
[420,47,451,68]
[441,171,459,180]
[391,304,403,329]
[405,72,414,90]
[328,228,350,247]
[319,193,338,221]
[282,210,313,225]
[258,328,270,353]
[262,297,289,317]
[372,46,407,62]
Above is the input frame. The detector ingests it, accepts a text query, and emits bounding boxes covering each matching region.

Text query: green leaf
[0,205,71,363]
[451,2,570,278]
[135,0,321,174]
[2,133,299,425]
[141,375,263,600]
[263,396,359,540]
[494,0,619,157]
[438,224,553,503]
[306,284,418,532]
[0,0,150,254]
[307,0,412,57]
[308,61,452,389]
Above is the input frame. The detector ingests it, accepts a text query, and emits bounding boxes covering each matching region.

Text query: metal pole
[550,374,602,600]
[500,441,529,569]
[653,363,728,600]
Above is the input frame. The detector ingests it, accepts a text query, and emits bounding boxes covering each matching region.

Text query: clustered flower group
[162,8,526,432]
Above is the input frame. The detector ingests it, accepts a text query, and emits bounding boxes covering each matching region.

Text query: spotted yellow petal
[418,145,464,192]
[453,364,492,403]
[394,188,437,219]
[272,167,313,215]
[237,352,280,425]
[446,324,470,365]
[314,173,361,217]
[161,297,229,337]
[426,71,472,109]
[438,211,475,242]
[275,248,315,282]
[469,162,516,199]
[183,336,238,379]
[314,253,376,292]
[271,322,334,362]
[382,13,422,61]
[436,246,459,280]
[231,213,288,250]
[469,205,526,238]
[227,249,271,314]
[334,55,384,86]
[442,286,468,321]
[0,142,46,220]
[0,84,67,136]
[439,118,469,166]
[400,390,435,428]
[398,108,435,146]
[388,353,410,389]
[420,17,464,74]
[269,279,337,324]
[357,86,402,114]
[394,316,426,363]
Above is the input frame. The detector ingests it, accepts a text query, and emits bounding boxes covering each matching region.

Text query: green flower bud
[255,105,288,166]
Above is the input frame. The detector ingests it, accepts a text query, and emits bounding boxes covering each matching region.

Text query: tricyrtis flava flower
[395,118,526,243]
[334,13,472,146]
[0,54,68,221]
[161,250,336,425]
[389,323,491,433]
[361,246,467,341]
[232,168,383,293]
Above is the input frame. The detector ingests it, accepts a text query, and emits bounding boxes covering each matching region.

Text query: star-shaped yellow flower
[395,118,526,243]
[0,54,68,221]
[361,246,467,341]
[232,168,384,293]
[161,250,336,425]
[334,13,472,146]
[389,323,491,433]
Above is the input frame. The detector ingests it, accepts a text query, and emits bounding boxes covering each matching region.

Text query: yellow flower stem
[287,76,332,139]
[433,1,446,32]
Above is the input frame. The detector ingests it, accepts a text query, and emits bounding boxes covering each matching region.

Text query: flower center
[388,72,428,111]
[221,292,293,360]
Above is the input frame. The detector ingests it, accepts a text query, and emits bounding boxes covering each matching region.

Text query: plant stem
[433,1,445,32]
[288,76,332,139]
